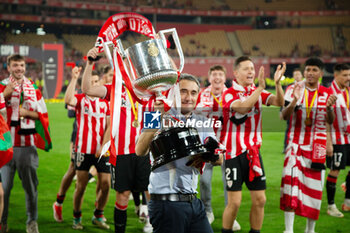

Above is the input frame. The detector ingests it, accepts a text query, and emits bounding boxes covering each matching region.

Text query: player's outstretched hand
[257,66,266,89]
[72,66,82,80]
[186,154,206,170]
[292,82,302,101]
[327,94,337,108]
[3,79,17,98]
[87,47,100,63]
[274,62,286,84]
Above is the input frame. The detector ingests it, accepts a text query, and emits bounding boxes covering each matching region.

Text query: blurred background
[0,0,349,97]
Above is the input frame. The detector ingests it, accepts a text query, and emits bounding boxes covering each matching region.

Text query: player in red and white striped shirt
[280,58,337,233]
[221,56,285,233]
[196,65,240,231]
[197,65,228,138]
[74,92,110,154]
[65,68,111,230]
[82,47,152,233]
[325,63,350,217]
[281,68,303,153]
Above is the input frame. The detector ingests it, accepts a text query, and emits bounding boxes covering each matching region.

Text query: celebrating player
[0,54,51,233]
[326,63,350,217]
[221,56,285,233]
[65,67,111,230]
[196,64,241,230]
[82,47,153,233]
[280,57,337,233]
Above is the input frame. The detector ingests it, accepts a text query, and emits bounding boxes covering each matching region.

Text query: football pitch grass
[6,102,350,232]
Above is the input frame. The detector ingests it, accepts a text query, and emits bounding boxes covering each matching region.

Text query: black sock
[73,210,81,219]
[221,229,234,233]
[249,229,260,233]
[56,194,65,204]
[326,174,337,205]
[141,192,147,205]
[132,192,141,206]
[346,171,350,199]
[94,209,104,218]
[114,207,127,233]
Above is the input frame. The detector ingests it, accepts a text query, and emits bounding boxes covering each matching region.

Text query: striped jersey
[280,83,331,220]
[75,93,110,154]
[284,84,331,150]
[196,85,227,140]
[221,81,272,160]
[284,83,296,102]
[329,81,350,145]
[104,84,154,166]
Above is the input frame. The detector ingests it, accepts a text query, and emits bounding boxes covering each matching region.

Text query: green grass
[6,103,350,232]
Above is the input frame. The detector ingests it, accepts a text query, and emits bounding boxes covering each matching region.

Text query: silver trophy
[116,28,184,99]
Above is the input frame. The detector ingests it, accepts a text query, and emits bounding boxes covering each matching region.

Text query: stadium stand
[57,0,349,11]
[3,25,348,59]
[299,16,350,26]
[236,27,334,57]
[62,34,96,56]
[5,33,58,48]
[225,0,325,11]
[180,30,233,57]
[343,27,350,52]
[62,33,149,56]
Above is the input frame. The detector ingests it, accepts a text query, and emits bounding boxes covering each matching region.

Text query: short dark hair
[209,65,226,75]
[234,56,252,70]
[91,70,100,77]
[304,57,324,70]
[179,73,200,89]
[7,54,25,65]
[333,63,350,73]
[293,68,302,73]
[102,65,112,74]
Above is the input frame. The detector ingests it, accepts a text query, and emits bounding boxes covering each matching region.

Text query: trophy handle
[98,39,114,70]
[159,28,184,73]
[98,39,126,71]
[116,39,126,58]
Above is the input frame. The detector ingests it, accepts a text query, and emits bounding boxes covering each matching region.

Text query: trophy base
[150,127,208,171]
[133,69,178,97]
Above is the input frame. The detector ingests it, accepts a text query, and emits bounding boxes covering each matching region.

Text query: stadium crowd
[1,41,350,233]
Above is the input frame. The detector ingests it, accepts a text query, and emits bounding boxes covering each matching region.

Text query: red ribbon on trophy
[95,12,156,52]
[95,12,156,105]
[95,12,184,160]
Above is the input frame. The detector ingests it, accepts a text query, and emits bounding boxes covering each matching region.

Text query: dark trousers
[2,146,39,224]
[148,197,213,233]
